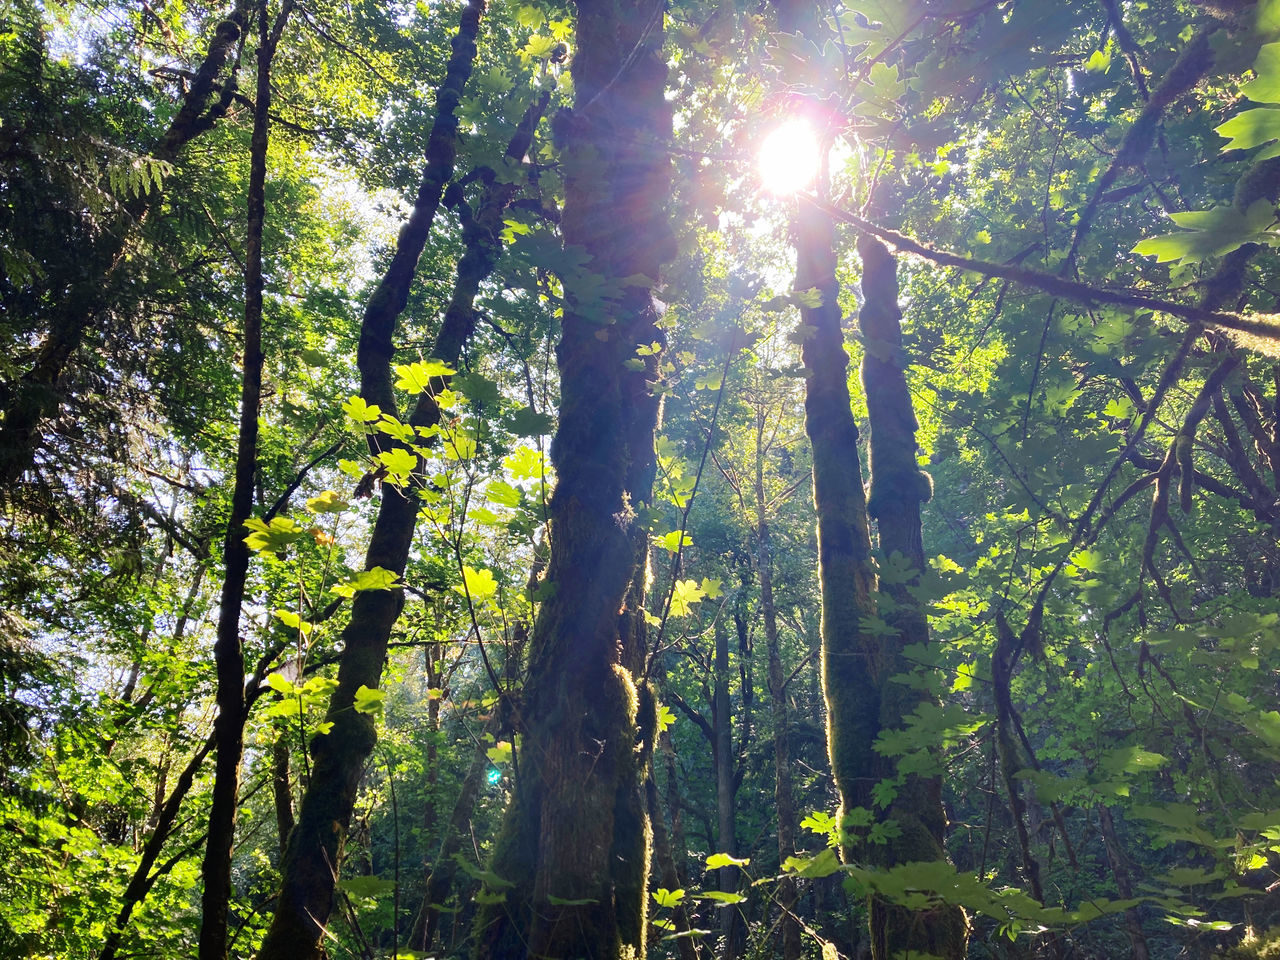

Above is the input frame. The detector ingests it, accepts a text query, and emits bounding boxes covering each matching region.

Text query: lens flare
[758,118,821,195]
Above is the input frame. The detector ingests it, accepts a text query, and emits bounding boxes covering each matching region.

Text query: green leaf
[1100,746,1169,776]
[1217,108,1280,155]
[273,608,313,637]
[663,930,712,942]
[801,810,838,835]
[515,4,544,27]
[505,445,545,479]
[843,806,875,828]
[486,480,523,508]
[452,372,502,406]
[652,887,685,908]
[548,895,598,906]
[1102,397,1135,420]
[331,566,401,597]
[870,779,898,808]
[378,447,418,479]
[657,530,692,553]
[266,673,296,695]
[522,34,556,58]
[353,685,386,715]
[509,405,556,437]
[486,740,512,765]
[341,876,395,899]
[868,819,903,844]
[443,430,478,461]
[782,848,841,878]
[342,395,382,423]
[793,287,823,308]
[376,415,415,443]
[670,578,706,617]
[706,852,750,870]
[455,566,499,601]
[698,890,747,905]
[302,677,338,697]
[1070,548,1105,573]
[1132,201,1277,264]
[265,697,302,719]
[394,360,456,393]
[1244,42,1280,102]
[700,577,723,599]
[1084,48,1111,73]
[655,704,676,733]
[305,490,349,514]
[244,516,306,554]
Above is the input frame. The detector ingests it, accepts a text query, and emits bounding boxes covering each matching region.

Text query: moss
[611,671,653,954]
[1219,927,1280,959]
[857,234,968,960]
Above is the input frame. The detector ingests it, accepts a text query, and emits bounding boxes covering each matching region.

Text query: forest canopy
[4,0,1280,958]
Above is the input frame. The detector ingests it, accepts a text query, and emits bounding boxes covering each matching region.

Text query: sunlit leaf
[353,685,386,715]
[456,565,499,601]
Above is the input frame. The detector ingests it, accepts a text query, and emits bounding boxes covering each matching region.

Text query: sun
[758,118,822,195]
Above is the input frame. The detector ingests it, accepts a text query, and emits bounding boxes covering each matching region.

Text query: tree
[470,0,671,954]
[12,0,1280,958]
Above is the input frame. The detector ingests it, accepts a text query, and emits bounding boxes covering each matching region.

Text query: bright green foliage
[6,0,1280,957]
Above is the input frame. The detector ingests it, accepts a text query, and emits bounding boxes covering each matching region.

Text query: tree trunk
[197,3,292,954]
[1097,804,1150,960]
[98,735,215,960]
[794,195,880,855]
[470,0,670,953]
[756,453,801,960]
[646,732,699,960]
[713,616,743,960]
[858,234,968,960]
[408,718,494,952]
[255,4,486,953]
[271,732,294,854]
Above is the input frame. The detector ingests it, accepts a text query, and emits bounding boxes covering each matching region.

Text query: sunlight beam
[758,118,821,195]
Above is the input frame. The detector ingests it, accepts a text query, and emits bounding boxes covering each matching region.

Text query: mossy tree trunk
[470,0,670,954]
[796,198,967,959]
[858,234,968,960]
[794,195,879,848]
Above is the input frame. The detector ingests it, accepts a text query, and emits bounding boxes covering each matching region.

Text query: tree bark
[794,195,880,850]
[470,0,671,954]
[756,448,801,960]
[713,616,743,960]
[858,234,968,960]
[197,3,293,956]
[408,581,536,954]
[271,731,295,854]
[255,3,485,953]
